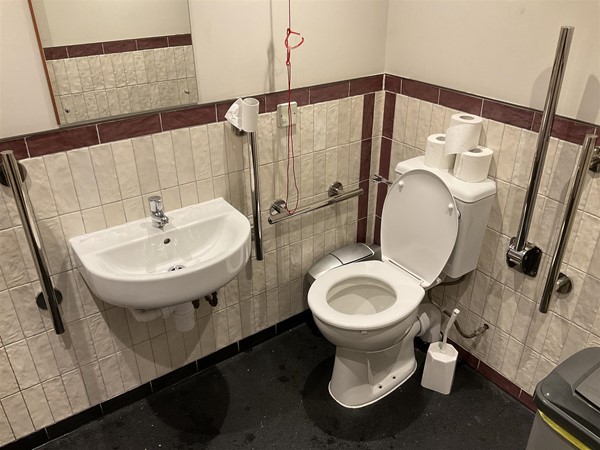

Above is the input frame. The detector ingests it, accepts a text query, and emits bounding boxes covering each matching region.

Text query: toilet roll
[444,113,483,155]
[453,146,494,182]
[225,97,259,132]
[424,134,456,169]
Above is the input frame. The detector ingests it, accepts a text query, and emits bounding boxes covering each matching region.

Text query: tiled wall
[377,75,600,402]
[0,76,382,445]
[43,36,198,124]
[3,69,599,444]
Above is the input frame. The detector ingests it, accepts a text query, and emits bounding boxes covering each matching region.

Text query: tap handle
[148,196,162,212]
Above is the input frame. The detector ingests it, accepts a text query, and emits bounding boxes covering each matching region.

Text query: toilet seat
[308,260,424,331]
[309,169,458,331]
[381,169,459,287]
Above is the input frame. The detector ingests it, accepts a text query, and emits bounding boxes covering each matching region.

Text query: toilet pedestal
[329,321,421,408]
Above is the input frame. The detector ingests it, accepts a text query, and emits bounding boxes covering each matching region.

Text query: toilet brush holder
[421,308,460,394]
[421,341,458,395]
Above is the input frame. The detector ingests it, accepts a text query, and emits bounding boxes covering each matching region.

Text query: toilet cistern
[149,195,169,229]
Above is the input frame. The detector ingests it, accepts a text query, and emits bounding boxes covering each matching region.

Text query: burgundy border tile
[0,139,28,160]
[309,81,349,104]
[26,126,99,157]
[359,139,372,182]
[532,114,596,145]
[382,93,396,139]
[167,34,192,47]
[43,47,68,60]
[376,138,392,216]
[373,216,381,245]
[361,93,375,140]
[161,105,217,131]
[103,39,137,54]
[439,89,483,116]
[482,100,534,130]
[477,362,521,399]
[384,74,402,94]
[402,79,439,104]
[66,43,104,58]
[518,391,537,412]
[356,218,367,244]
[136,37,168,50]
[264,89,310,113]
[349,75,383,96]
[97,115,161,143]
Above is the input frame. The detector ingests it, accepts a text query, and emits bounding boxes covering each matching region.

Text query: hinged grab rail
[506,26,574,276]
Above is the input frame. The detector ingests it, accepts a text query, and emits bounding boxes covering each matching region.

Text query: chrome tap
[148,196,169,229]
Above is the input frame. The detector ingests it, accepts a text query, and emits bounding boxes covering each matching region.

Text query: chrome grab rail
[268,181,363,225]
[247,131,263,260]
[0,150,65,334]
[539,134,598,313]
[506,26,574,276]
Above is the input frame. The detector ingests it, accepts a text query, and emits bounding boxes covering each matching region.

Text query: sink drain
[168,265,185,272]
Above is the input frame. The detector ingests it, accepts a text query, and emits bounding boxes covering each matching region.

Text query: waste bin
[526,347,600,449]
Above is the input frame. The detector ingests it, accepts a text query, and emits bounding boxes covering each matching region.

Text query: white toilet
[308,156,496,408]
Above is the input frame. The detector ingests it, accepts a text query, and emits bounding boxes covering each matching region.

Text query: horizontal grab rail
[268,182,363,225]
[539,134,598,313]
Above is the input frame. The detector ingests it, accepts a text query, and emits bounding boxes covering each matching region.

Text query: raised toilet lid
[381,169,459,287]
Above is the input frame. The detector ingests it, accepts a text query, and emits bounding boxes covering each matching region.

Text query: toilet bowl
[308,159,496,408]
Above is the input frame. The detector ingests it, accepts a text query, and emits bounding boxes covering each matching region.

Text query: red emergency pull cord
[283,1,303,214]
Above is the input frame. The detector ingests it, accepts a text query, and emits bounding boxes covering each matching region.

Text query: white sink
[70,198,251,309]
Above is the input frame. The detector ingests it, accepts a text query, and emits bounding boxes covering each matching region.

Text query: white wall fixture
[69,197,251,330]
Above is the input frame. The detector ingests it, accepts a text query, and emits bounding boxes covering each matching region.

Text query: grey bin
[303,243,381,300]
[526,347,600,449]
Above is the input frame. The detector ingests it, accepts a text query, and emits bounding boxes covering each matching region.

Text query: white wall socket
[277,101,298,128]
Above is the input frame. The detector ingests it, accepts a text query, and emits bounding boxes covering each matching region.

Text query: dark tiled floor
[37,323,534,449]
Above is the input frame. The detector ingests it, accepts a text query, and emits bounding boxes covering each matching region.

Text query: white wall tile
[61,369,90,413]
[1,393,33,438]
[22,384,53,429]
[112,140,142,198]
[98,355,125,398]
[0,348,18,398]
[89,144,121,204]
[68,149,101,209]
[6,340,39,390]
[43,153,79,214]
[80,361,107,405]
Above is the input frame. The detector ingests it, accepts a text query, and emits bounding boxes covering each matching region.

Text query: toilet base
[328,321,420,408]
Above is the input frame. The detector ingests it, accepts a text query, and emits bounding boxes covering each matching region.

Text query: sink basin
[70,198,251,309]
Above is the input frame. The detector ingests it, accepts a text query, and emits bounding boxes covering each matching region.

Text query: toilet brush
[421,308,460,395]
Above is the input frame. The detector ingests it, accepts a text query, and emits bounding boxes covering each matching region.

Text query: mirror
[30,0,198,126]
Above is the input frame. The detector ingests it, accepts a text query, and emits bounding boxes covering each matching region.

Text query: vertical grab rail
[0,150,65,334]
[539,134,598,313]
[247,131,264,261]
[506,26,574,276]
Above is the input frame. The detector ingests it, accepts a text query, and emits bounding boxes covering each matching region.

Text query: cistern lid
[381,169,458,287]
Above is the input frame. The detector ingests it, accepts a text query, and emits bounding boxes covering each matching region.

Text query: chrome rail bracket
[0,159,27,187]
[371,174,393,186]
[506,237,542,277]
[556,272,572,294]
[36,289,63,310]
[328,181,343,197]
[270,199,287,216]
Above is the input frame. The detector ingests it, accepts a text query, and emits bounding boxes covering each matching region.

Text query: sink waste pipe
[130,302,195,332]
